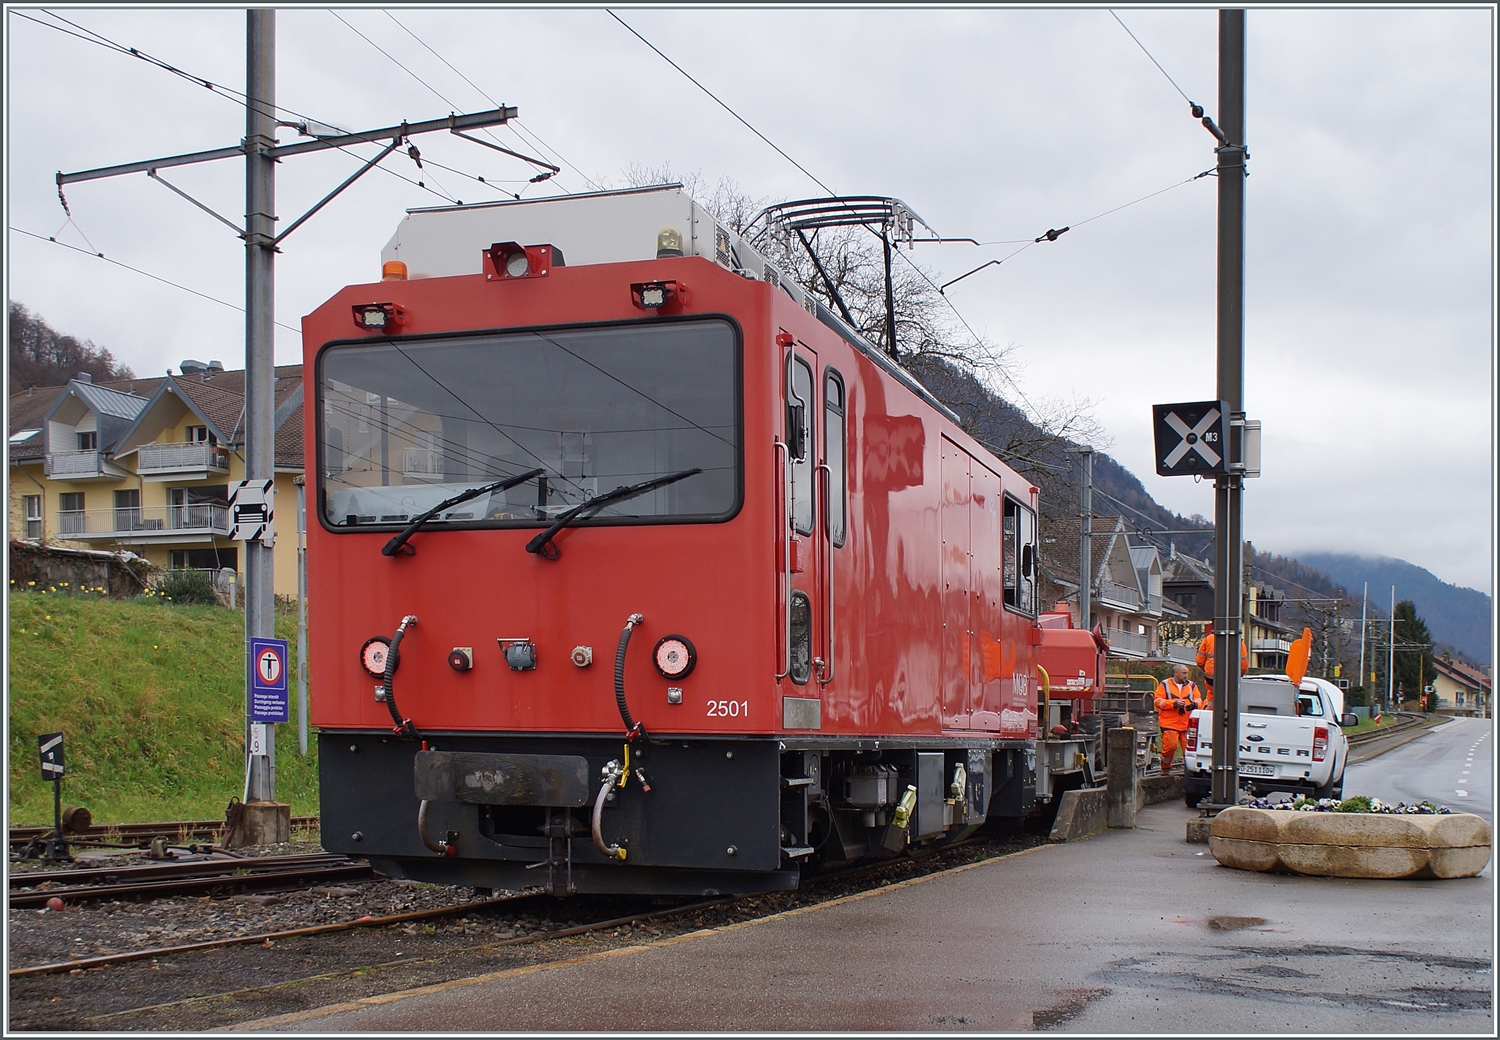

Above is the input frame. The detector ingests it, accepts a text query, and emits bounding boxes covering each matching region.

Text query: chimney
[76,372,93,383]
[180,359,208,377]
[207,360,224,374]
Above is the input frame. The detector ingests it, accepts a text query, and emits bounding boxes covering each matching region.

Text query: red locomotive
[304,186,1105,895]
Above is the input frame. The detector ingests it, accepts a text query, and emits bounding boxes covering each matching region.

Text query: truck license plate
[1239,761,1275,777]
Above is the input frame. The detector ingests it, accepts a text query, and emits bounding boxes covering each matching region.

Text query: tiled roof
[8,376,165,463]
[7,367,304,470]
[1435,657,1492,691]
[1038,515,1126,587]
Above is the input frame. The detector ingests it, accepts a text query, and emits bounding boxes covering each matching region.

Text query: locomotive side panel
[764,294,1040,742]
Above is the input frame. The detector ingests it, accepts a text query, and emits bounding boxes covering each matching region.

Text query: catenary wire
[10,226,301,335]
[604,9,1047,418]
[382,10,600,193]
[1108,9,1198,107]
[22,9,497,206]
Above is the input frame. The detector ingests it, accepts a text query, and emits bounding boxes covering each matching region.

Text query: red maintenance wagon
[304,185,1103,895]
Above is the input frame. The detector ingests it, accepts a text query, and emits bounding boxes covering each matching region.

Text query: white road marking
[1456,790,1469,797]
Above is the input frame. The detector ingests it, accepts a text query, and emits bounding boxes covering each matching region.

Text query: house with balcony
[1158,549,1302,673]
[1431,656,1491,718]
[8,361,304,598]
[1038,515,1181,661]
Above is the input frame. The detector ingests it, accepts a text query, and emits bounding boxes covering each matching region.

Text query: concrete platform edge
[222,842,1060,1032]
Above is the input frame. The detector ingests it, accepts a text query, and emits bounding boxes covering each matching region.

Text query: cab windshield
[318,319,740,530]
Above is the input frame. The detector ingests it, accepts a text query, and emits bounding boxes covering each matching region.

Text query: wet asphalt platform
[241,800,1493,1033]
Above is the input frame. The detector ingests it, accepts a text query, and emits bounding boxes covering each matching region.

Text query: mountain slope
[1296,553,1492,666]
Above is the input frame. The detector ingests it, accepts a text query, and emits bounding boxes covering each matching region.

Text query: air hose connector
[614,613,647,741]
[591,760,628,861]
[383,615,419,738]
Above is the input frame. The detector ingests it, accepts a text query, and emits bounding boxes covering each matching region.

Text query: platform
[243,801,1493,1033]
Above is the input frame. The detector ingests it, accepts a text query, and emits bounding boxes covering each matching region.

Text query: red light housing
[485,242,562,280]
[1185,715,1199,752]
[352,303,406,333]
[1313,726,1329,762]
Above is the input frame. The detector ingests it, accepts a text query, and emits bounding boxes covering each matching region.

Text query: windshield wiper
[382,467,545,557]
[526,468,701,560]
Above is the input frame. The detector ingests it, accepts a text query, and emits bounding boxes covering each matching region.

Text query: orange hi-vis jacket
[1154,678,1202,731]
[1196,633,1248,682]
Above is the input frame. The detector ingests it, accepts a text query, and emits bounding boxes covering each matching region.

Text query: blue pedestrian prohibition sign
[249,637,290,723]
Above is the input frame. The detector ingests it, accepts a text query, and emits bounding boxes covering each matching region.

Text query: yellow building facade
[8,365,304,599]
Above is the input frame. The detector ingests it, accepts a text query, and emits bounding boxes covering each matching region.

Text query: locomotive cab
[305,186,1064,896]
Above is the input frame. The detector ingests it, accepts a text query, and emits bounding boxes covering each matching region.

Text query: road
[1346,717,1493,825]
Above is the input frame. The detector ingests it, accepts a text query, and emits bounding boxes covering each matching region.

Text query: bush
[155,569,218,605]
[1335,795,1373,813]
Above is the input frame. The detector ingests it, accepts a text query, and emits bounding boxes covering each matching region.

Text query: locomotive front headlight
[653,635,697,680]
[360,636,392,678]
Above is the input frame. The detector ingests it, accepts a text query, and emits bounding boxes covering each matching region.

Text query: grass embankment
[8,591,318,825]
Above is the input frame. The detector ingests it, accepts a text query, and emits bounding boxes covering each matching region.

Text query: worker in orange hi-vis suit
[1154,664,1202,773]
[1196,632,1249,710]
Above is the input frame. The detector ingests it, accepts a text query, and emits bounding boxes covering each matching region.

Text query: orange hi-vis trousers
[1160,727,1186,767]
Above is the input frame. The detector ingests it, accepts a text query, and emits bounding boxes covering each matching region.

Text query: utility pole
[1209,8,1248,812]
[55,14,528,844]
[1078,446,1093,632]
[1359,581,1368,690]
[1388,585,1396,712]
[244,7,277,808]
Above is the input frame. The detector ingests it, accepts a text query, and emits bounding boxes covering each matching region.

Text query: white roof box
[380,184,766,280]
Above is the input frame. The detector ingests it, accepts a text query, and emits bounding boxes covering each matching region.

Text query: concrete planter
[1209,807,1492,879]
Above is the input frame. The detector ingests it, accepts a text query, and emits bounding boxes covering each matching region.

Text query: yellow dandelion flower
[45,615,51,621]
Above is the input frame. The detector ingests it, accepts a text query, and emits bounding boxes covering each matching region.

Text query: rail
[8,852,370,908]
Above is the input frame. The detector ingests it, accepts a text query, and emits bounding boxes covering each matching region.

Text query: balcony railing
[52,504,230,538]
[1097,580,1140,609]
[1146,593,1163,615]
[403,448,443,476]
[1108,628,1151,657]
[1251,638,1291,653]
[45,449,105,477]
[137,442,230,474]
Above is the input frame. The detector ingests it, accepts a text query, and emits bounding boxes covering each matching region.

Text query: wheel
[1183,780,1209,809]
[1314,776,1344,801]
[1314,762,1344,801]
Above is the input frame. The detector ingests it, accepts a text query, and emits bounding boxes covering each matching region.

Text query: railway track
[8,852,371,910]
[9,832,1008,981]
[9,815,319,848]
[1346,711,1429,745]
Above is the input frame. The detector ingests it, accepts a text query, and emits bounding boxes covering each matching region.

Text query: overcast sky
[6,6,1494,595]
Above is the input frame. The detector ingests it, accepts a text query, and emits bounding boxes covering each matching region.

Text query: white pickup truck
[1182,675,1361,807]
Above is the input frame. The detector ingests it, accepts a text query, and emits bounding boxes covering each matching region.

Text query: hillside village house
[8,362,304,598]
[1431,656,1492,718]
[1156,549,1303,675]
[1038,515,1187,662]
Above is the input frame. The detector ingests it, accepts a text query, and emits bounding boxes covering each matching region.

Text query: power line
[1108,9,1197,108]
[608,10,833,197]
[605,8,1040,420]
[10,226,301,335]
[382,11,599,193]
[940,168,1213,293]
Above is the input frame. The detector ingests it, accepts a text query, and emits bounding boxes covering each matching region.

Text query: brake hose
[614,613,646,739]
[383,615,419,738]
[591,759,627,861]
